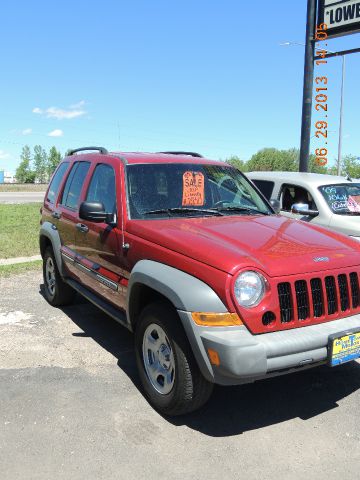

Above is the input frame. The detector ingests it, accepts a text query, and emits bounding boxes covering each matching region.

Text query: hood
[127,215,360,277]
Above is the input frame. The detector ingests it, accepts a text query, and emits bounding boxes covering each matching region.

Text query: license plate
[329,330,360,367]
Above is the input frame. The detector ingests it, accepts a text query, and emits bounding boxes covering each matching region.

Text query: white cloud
[32,101,86,120]
[48,129,64,137]
[0,150,10,159]
[46,107,85,120]
[69,100,86,109]
[22,128,32,135]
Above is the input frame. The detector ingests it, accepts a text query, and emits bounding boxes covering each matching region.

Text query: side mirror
[79,201,108,223]
[291,203,319,217]
[270,198,281,214]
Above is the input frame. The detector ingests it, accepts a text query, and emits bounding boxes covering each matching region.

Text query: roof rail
[158,151,203,158]
[68,146,108,156]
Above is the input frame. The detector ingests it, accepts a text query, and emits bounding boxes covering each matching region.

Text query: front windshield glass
[126,163,272,219]
[319,183,360,214]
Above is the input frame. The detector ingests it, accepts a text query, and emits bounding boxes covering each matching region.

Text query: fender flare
[127,260,229,382]
[39,222,64,276]
[127,260,228,320]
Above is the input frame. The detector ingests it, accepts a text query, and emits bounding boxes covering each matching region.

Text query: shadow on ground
[41,285,360,437]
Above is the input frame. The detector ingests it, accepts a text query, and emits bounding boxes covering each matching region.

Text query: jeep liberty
[40,147,360,415]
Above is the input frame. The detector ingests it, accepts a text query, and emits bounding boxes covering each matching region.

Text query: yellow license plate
[329,331,360,367]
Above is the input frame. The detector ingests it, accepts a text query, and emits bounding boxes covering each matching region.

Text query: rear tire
[43,247,75,306]
[135,302,213,416]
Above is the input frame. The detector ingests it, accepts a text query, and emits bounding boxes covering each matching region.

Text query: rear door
[56,161,91,277]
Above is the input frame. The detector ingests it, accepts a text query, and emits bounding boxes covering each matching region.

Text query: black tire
[43,247,75,307]
[135,302,213,416]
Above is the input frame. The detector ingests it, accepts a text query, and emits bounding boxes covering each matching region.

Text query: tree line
[14,145,360,183]
[15,145,62,183]
[225,148,360,178]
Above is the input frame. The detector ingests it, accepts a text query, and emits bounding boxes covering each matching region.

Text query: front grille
[277,270,360,327]
[310,278,324,317]
[325,276,337,315]
[277,282,293,323]
[295,280,309,320]
[338,274,349,311]
[350,272,359,308]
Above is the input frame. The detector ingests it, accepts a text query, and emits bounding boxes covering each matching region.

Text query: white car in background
[247,171,360,241]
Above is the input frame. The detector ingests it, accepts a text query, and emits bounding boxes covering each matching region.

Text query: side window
[47,162,69,204]
[61,161,90,210]
[86,164,116,213]
[279,184,317,211]
[251,180,274,200]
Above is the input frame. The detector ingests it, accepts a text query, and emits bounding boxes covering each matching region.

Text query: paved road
[0,191,44,204]
[1,271,360,480]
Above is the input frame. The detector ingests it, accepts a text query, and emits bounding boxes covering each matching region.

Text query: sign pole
[299,0,317,172]
[337,55,345,175]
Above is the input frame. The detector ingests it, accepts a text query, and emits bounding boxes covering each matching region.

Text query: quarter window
[86,164,116,213]
[47,162,69,204]
[251,180,274,200]
[61,161,90,210]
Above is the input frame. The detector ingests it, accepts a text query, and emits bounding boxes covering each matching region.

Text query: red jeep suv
[40,147,360,415]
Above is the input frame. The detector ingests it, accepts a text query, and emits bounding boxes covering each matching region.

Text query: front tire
[135,302,213,416]
[43,247,75,306]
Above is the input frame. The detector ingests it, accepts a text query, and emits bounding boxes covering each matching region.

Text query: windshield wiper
[214,206,270,216]
[144,207,224,217]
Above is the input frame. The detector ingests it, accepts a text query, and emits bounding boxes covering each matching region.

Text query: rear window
[47,162,69,204]
[61,161,90,210]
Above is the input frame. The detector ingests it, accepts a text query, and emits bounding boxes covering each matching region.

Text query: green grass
[0,184,47,192]
[0,260,42,277]
[0,203,42,258]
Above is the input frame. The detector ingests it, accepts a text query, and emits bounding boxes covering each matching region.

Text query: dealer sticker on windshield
[329,331,360,367]
[182,171,205,206]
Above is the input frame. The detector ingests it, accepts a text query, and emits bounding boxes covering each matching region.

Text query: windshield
[319,183,360,214]
[126,163,272,219]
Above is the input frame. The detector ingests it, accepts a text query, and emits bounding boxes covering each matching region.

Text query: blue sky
[1,0,360,173]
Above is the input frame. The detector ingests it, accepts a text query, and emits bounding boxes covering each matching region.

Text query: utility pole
[299,0,317,172]
[337,56,345,175]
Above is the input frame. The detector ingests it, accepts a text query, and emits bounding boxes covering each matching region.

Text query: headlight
[234,271,266,307]
[350,236,360,242]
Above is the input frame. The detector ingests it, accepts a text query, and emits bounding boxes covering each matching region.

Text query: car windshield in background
[319,183,360,215]
[126,163,272,219]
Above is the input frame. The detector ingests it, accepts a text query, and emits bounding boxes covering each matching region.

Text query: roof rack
[68,146,108,156]
[158,151,203,158]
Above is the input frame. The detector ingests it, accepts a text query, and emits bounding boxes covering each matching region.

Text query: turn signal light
[207,348,220,366]
[191,312,243,327]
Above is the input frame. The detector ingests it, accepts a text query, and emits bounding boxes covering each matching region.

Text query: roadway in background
[0,192,45,203]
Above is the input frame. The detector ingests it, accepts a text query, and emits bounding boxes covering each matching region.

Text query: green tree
[47,146,62,179]
[246,148,298,172]
[15,145,35,183]
[225,156,248,172]
[33,145,48,183]
[342,154,360,178]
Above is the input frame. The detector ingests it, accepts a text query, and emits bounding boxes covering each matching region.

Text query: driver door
[75,162,127,310]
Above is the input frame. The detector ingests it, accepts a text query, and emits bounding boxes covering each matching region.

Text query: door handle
[76,223,89,233]
[52,211,61,219]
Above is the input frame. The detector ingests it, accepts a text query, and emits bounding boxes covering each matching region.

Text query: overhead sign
[318,0,360,37]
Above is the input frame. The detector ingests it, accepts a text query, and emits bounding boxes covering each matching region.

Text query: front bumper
[178,310,360,385]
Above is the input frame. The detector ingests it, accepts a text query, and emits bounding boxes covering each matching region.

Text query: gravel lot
[1,270,360,479]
